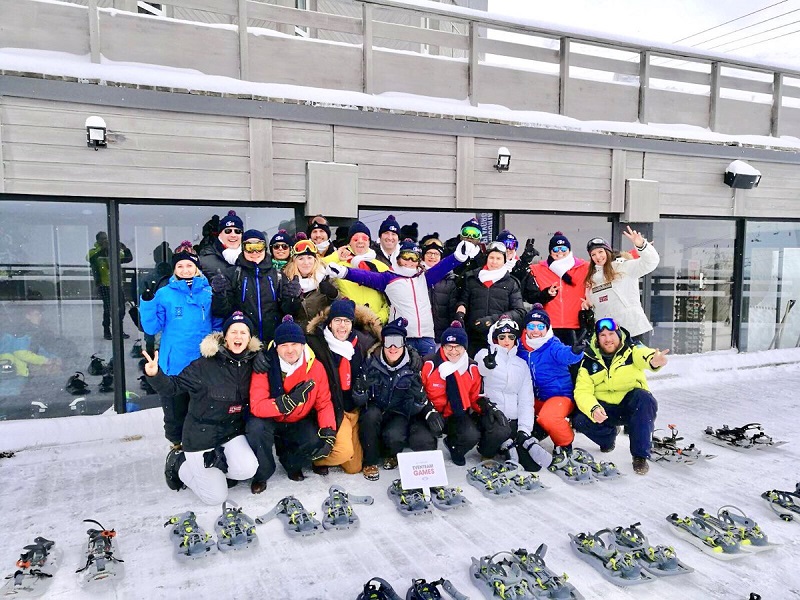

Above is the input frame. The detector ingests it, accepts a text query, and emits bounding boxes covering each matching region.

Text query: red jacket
[249,349,337,430]
[421,350,482,418]
[529,258,590,329]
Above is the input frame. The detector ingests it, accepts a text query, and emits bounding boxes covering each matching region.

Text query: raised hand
[281,275,302,299]
[650,348,670,368]
[622,225,646,248]
[482,347,498,370]
[326,263,348,279]
[141,279,158,302]
[141,349,159,377]
[547,284,558,297]
[210,270,230,294]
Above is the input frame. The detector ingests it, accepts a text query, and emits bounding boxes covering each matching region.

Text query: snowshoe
[1,537,60,598]
[387,479,433,517]
[611,522,693,577]
[704,423,787,452]
[406,577,470,600]
[547,449,595,486]
[469,552,534,599]
[320,485,374,531]
[129,340,142,359]
[466,461,518,499]
[357,577,403,600]
[513,544,586,598]
[88,354,107,377]
[98,373,113,394]
[75,520,124,585]
[762,483,800,522]
[255,496,323,536]
[65,372,90,395]
[214,501,257,551]
[692,507,778,553]
[568,530,655,586]
[651,425,715,465]
[163,512,215,560]
[665,513,745,560]
[431,486,470,511]
[570,448,621,480]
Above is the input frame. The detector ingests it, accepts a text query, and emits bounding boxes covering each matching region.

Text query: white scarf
[526,328,554,351]
[478,267,507,285]
[323,327,355,360]
[350,248,377,269]
[504,255,519,275]
[548,254,575,279]
[315,240,330,253]
[298,269,324,294]
[222,247,242,266]
[394,265,419,278]
[386,246,400,270]
[438,351,469,378]
[279,346,308,378]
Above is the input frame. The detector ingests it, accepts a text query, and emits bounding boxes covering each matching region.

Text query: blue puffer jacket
[517,333,582,401]
[139,274,219,375]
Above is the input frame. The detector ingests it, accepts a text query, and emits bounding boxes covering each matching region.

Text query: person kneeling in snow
[247,316,337,491]
[143,311,260,505]
[572,317,669,475]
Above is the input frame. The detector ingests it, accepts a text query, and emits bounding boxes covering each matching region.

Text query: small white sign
[397,450,448,492]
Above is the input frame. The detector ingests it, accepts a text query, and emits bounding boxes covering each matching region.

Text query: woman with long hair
[281,238,340,330]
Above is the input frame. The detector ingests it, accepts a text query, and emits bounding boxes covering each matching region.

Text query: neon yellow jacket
[324,251,390,324]
[574,330,662,420]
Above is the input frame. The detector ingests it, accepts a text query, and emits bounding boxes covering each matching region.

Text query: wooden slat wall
[0,0,90,56]
[1,97,251,200]
[476,66,559,113]
[716,98,773,136]
[272,121,332,203]
[647,89,710,128]
[643,154,734,216]
[333,126,457,208]
[473,140,612,212]
[371,51,469,99]
[566,79,639,123]
[740,162,800,218]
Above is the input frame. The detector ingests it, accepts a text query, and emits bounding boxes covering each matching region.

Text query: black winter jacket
[354,346,427,419]
[456,269,526,352]
[198,239,238,281]
[148,332,260,452]
[429,273,458,340]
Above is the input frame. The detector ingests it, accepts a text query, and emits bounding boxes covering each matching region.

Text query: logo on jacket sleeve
[589,361,602,375]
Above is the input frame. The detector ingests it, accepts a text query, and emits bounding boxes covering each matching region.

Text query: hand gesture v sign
[650,348,670,368]
[622,225,646,249]
[141,349,159,377]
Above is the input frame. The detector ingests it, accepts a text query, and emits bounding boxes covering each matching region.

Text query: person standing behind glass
[87,231,133,340]
[198,210,243,280]
[584,226,660,343]
[139,242,219,453]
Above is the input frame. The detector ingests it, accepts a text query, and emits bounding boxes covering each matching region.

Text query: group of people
[138,210,667,506]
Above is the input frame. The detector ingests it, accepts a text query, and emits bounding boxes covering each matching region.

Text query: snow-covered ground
[2,348,800,599]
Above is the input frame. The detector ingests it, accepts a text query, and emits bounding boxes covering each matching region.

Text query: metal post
[106,200,127,414]
[362,3,374,94]
[730,219,745,351]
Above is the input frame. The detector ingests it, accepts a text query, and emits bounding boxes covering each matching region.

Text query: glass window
[651,218,735,354]
[501,213,613,260]
[740,220,800,352]
[359,210,487,243]
[0,199,111,420]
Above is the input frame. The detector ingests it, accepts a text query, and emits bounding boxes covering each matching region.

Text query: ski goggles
[243,241,267,253]
[460,226,482,240]
[496,333,517,341]
[551,245,569,253]
[383,335,405,349]
[399,251,421,263]
[222,227,242,235]
[526,322,547,331]
[595,317,619,334]
[350,233,370,243]
[292,239,318,256]
[502,239,518,250]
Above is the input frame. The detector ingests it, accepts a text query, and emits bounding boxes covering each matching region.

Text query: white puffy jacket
[588,242,660,337]
[475,344,535,435]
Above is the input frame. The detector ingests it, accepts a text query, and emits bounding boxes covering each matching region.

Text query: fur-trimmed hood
[200,331,262,358]
[306,303,383,341]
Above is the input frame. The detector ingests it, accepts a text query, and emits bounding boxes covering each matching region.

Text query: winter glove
[211,271,230,294]
[515,429,531,447]
[454,240,481,262]
[482,347,498,370]
[520,437,553,470]
[409,374,426,405]
[454,311,466,326]
[252,350,271,374]
[311,427,337,460]
[578,308,595,333]
[422,402,445,437]
[318,276,339,300]
[274,380,315,415]
[326,263,348,279]
[522,238,540,261]
[203,446,228,473]
[281,275,302,300]
[140,279,158,302]
[474,316,493,333]
[571,338,587,355]
[477,397,509,428]
[499,437,520,463]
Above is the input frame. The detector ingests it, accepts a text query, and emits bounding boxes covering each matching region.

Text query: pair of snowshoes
[431,486,470,511]
[704,423,787,451]
[320,485,373,530]
[547,449,595,485]
[215,501,258,551]
[256,496,323,536]
[569,448,621,480]
[611,522,693,576]
[651,425,715,465]
[470,549,583,599]
[467,460,544,499]
[691,506,777,552]
[76,520,124,585]
[1,537,60,598]
[388,480,433,517]
[66,372,91,395]
[568,530,655,586]
[164,512,216,560]
[513,545,585,599]
[762,482,800,522]
[665,513,745,560]
[407,577,469,600]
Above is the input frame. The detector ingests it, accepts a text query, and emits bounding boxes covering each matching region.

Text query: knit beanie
[222,310,254,335]
[461,218,481,233]
[399,222,419,242]
[382,317,409,339]
[586,236,613,254]
[492,315,520,341]
[274,315,305,345]
[220,210,243,231]
[270,229,291,247]
[496,230,519,250]
[327,298,356,324]
[526,303,551,330]
[171,240,199,269]
[242,229,266,242]
[398,239,421,256]
[379,215,400,236]
[441,320,468,348]
[548,231,571,253]
[309,220,331,240]
[348,221,371,240]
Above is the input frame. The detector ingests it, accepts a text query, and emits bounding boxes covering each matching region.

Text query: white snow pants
[178,435,258,505]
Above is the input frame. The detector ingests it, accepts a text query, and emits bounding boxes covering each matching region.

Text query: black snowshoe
[98,373,114,394]
[406,577,469,599]
[704,423,787,451]
[76,519,124,584]
[66,372,91,395]
[88,354,107,376]
[762,482,800,522]
[357,577,403,600]
[651,424,715,465]
[129,340,143,359]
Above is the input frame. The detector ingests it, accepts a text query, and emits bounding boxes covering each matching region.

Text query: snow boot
[363,465,380,481]
[164,448,186,491]
[632,457,649,475]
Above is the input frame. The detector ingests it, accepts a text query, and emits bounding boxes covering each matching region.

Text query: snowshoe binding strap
[164,511,215,557]
[470,553,531,599]
[666,513,741,555]
[570,530,642,581]
[357,577,403,600]
[407,577,469,600]
[76,519,123,574]
[215,501,257,549]
[762,487,800,522]
[431,486,470,510]
[321,486,372,530]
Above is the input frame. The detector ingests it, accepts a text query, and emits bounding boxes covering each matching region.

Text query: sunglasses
[497,333,517,341]
[596,317,618,334]
[526,322,547,331]
[551,245,569,253]
[243,241,266,253]
[461,227,482,240]
[292,239,318,256]
[223,228,242,235]
[351,233,370,242]
[399,252,420,262]
[271,243,290,251]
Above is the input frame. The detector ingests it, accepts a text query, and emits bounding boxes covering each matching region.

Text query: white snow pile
[1,347,799,599]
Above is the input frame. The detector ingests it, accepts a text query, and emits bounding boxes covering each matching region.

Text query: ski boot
[321,485,374,530]
[568,530,654,586]
[357,577,403,600]
[215,501,257,551]
[163,512,215,560]
[611,522,693,577]
[513,544,585,598]
[1,537,60,597]
[256,496,323,536]
[387,479,433,517]
[762,483,800,522]
[76,519,124,584]
[665,513,744,560]
[406,577,470,599]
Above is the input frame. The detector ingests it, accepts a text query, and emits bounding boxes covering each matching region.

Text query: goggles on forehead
[424,238,444,248]
[551,245,569,253]
[223,227,242,235]
[243,241,266,253]
[595,317,619,334]
[461,226,482,240]
[292,239,318,256]
[398,251,421,262]
[526,322,547,331]
[383,335,405,349]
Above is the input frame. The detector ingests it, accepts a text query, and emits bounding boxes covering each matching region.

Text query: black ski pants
[245,415,320,481]
[359,405,436,467]
[162,391,190,445]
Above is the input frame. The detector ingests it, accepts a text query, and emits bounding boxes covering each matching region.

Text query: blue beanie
[379,215,400,236]
[274,315,305,345]
[327,298,356,324]
[348,221,371,240]
[441,320,468,348]
[548,231,571,253]
[270,229,291,247]
[222,310,254,335]
[382,317,408,339]
[526,303,551,330]
[242,229,266,242]
[220,210,243,231]
[496,230,518,249]
[399,239,421,255]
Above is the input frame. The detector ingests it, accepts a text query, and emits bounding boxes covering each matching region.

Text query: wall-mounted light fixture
[85,116,107,150]
[494,146,511,172]
[724,159,761,189]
